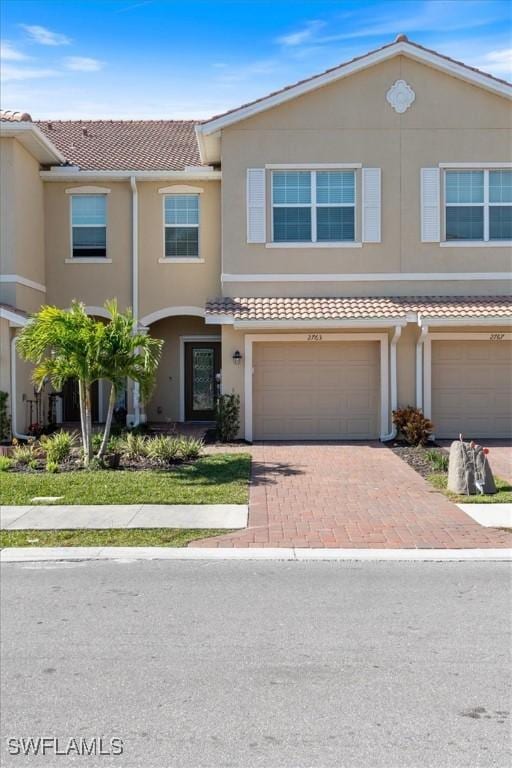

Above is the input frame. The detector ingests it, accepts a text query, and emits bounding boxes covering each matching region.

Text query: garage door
[253,341,380,440]
[432,340,512,438]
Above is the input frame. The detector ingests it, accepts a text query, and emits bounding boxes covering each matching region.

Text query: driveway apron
[192,443,512,549]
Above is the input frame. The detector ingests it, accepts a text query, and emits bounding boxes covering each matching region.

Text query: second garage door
[253,341,380,440]
[432,339,512,438]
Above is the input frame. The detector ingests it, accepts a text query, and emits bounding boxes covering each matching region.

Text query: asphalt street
[1,560,511,768]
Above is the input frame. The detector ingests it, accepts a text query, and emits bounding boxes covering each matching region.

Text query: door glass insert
[192,348,215,411]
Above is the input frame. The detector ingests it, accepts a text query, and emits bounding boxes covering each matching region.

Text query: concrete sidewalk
[0,504,248,530]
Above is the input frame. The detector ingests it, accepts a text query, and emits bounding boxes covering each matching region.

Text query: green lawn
[0,528,227,548]
[428,473,512,504]
[0,454,251,506]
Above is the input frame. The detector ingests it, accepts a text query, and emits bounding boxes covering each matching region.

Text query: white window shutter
[421,168,440,242]
[246,168,266,243]
[362,168,381,243]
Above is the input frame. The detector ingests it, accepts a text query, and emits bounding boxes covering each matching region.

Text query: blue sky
[1,0,511,119]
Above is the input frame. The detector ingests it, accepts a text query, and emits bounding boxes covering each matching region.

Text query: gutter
[381,325,402,442]
[10,337,29,440]
[130,175,141,427]
[40,169,221,182]
[415,324,429,409]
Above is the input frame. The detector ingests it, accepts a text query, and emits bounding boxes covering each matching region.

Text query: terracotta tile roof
[205,296,512,321]
[204,35,511,126]
[34,120,202,171]
[0,109,32,122]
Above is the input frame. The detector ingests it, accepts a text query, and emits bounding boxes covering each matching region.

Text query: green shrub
[12,442,38,465]
[120,432,148,459]
[107,435,123,454]
[46,460,59,473]
[91,432,103,452]
[177,436,203,460]
[425,448,449,473]
[0,455,12,471]
[146,435,180,464]
[40,430,78,464]
[28,459,39,471]
[0,391,11,442]
[215,392,240,442]
[392,406,433,446]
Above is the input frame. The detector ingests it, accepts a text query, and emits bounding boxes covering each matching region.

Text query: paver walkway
[192,443,512,549]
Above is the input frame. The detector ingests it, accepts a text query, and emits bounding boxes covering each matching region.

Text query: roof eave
[39,168,222,181]
[0,122,65,165]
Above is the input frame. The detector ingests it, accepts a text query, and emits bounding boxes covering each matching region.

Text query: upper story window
[272,170,355,243]
[445,170,512,241]
[164,194,199,258]
[71,195,107,257]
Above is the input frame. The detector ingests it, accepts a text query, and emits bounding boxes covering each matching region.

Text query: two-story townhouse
[1,36,511,441]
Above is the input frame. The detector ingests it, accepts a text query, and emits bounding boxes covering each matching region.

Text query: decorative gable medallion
[386,80,415,113]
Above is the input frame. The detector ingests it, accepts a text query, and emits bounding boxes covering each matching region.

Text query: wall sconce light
[232,350,242,365]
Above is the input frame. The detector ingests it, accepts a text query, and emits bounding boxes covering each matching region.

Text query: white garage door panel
[253,341,380,440]
[432,340,512,439]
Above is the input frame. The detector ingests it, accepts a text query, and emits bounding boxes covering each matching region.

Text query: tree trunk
[78,379,88,465]
[97,383,116,459]
[84,385,93,465]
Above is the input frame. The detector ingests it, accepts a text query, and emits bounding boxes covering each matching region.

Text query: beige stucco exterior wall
[138,181,221,322]
[0,138,46,311]
[44,181,131,309]
[146,316,221,423]
[43,179,221,318]
[220,55,512,297]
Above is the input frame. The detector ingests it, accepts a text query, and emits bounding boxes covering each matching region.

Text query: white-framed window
[164,194,200,258]
[445,169,512,241]
[71,194,107,257]
[271,170,355,243]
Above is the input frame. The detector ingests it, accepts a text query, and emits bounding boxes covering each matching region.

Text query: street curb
[1,547,511,563]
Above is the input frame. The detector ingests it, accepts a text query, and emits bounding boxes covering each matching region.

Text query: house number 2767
[490,333,505,341]
[307,333,323,341]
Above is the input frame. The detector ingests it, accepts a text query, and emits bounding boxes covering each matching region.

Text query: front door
[185,342,221,421]
[63,379,99,422]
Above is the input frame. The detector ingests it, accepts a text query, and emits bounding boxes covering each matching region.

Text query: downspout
[415,324,429,410]
[381,325,402,442]
[130,175,141,426]
[10,336,29,440]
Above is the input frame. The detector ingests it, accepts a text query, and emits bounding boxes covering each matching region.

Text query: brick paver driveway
[193,442,512,549]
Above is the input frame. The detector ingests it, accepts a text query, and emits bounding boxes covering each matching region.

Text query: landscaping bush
[40,430,78,465]
[177,436,203,460]
[425,448,449,473]
[119,432,148,460]
[46,460,59,473]
[215,392,240,442]
[392,406,433,446]
[146,435,180,464]
[12,440,39,465]
[0,391,11,442]
[0,455,12,471]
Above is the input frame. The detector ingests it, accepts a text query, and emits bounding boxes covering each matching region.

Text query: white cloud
[1,65,59,82]
[0,41,28,61]
[473,48,512,77]
[21,24,71,46]
[64,56,104,72]
[276,20,326,47]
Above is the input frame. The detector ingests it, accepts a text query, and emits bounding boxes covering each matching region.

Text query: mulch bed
[386,440,447,480]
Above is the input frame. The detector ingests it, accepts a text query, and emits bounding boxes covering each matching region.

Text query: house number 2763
[307,333,323,341]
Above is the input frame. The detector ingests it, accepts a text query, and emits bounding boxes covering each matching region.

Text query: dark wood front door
[185,342,221,421]
[63,379,99,422]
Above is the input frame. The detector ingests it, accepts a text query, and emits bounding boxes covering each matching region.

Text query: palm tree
[16,302,101,464]
[94,300,163,458]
